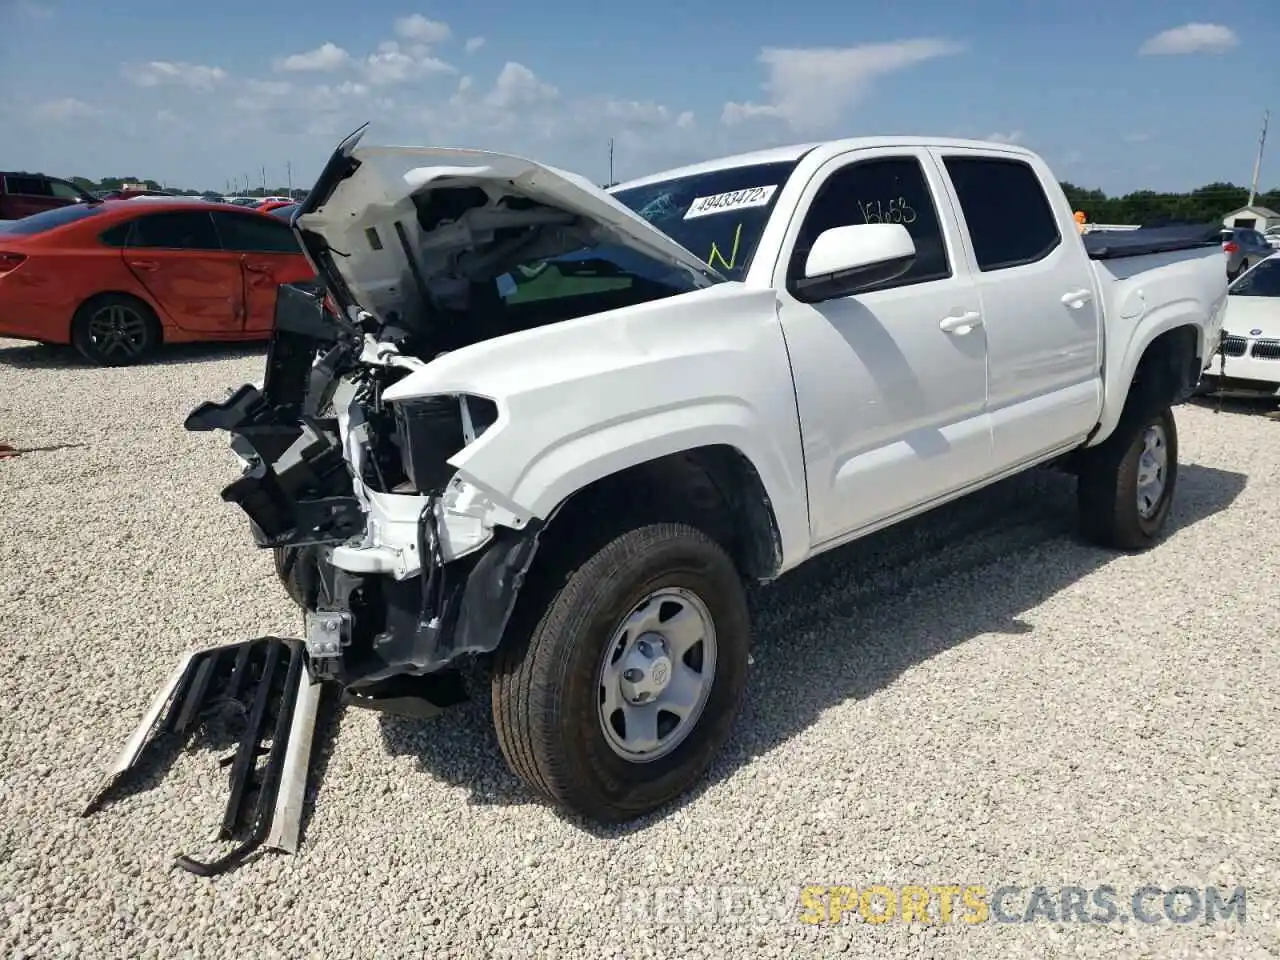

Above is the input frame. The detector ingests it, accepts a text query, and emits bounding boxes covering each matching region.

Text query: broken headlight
[392,395,498,495]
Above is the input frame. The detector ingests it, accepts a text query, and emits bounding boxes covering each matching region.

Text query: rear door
[122,210,247,333]
[2,175,58,219]
[210,209,317,333]
[931,150,1102,468]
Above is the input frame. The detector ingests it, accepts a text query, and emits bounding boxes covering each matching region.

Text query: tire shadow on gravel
[375,460,1246,832]
[0,340,265,370]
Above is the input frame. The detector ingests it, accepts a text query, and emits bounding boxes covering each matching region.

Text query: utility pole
[287,161,293,196]
[608,138,614,186]
[1247,109,1269,208]
[261,165,267,196]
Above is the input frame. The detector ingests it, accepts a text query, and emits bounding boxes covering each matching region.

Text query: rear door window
[942,156,1062,271]
[4,175,53,197]
[211,211,301,253]
[127,211,222,250]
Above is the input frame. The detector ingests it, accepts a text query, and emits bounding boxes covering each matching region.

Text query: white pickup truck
[91,128,1229,867]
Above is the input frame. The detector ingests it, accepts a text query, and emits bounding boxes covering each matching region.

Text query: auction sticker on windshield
[684,185,778,220]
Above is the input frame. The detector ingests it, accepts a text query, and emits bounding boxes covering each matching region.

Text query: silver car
[1221,227,1274,280]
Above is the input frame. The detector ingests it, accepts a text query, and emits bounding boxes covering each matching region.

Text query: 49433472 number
[857,198,917,225]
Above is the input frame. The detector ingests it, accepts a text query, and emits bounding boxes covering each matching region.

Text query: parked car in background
[0,171,94,220]
[1221,226,1273,280]
[0,200,315,365]
[1201,253,1280,398]
[257,199,296,214]
[256,196,294,207]
[1265,225,1280,249]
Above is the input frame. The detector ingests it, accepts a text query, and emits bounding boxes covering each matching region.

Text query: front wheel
[1078,405,1179,550]
[491,522,751,822]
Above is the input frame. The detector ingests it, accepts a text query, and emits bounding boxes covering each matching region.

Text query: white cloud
[722,39,965,130]
[987,130,1024,144]
[1123,131,1152,143]
[394,14,451,44]
[465,36,486,54]
[156,109,178,123]
[275,42,350,72]
[484,62,558,108]
[31,97,98,121]
[1138,23,1238,56]
[361,41,454,84]
[123,61,227,91]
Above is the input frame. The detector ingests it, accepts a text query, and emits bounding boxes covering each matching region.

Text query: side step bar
[81,637,322,877]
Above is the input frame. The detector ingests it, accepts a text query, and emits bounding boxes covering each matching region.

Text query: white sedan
[1203,253,1280,396]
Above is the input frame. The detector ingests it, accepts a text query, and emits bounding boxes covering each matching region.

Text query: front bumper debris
[81,637,321,877]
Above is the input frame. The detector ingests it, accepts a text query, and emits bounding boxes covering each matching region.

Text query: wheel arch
[531,443,787,584]
[1092,319,1202,446]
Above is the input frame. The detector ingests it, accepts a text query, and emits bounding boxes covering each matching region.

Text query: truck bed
[1083,222,1222,260]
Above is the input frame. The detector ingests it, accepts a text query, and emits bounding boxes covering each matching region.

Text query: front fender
[380,283,812,569]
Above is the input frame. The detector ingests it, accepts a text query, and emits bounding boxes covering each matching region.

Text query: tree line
[65,174,1280,225]
[1061,182,1279,225]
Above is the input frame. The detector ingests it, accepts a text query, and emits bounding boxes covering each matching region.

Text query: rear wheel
[1078,404,1178,550]
[71,294,161,366]
[492,522,751,822]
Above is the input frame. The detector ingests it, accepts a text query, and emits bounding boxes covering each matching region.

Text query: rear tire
[71,294,161,366]
[491,522,751,822]
[1078,403,1178,550]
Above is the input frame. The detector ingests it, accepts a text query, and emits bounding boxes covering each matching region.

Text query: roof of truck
[611,137,1038,192]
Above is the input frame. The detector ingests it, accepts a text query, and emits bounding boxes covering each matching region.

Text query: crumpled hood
[293,124,721,321]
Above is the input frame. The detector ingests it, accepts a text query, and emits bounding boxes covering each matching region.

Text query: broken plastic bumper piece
[81,637,321,877]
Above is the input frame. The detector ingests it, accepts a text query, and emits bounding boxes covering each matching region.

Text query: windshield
[1230,257,1280,297]
[609,160,801,281]
[0,203,107,235]
[268,203,298,221]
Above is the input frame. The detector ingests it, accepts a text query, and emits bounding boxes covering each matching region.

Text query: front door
[211,210,317,333]
[123,210,245,334]
[771,148,992,545]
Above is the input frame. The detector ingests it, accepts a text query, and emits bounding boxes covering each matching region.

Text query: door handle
[939,311,983,334]
[127,259,159,271]
[1061,288,1094,308]
[243,261,274,274]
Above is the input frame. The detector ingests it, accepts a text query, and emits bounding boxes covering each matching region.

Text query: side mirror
[792,223,917,302]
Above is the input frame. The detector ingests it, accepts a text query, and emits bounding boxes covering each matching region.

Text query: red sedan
[0,199,316,365]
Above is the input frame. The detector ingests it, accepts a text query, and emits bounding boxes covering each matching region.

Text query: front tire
[492,522,751,822]
[1078,404,1179,550]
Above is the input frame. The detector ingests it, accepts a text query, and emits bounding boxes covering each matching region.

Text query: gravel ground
[1,336,1278,960]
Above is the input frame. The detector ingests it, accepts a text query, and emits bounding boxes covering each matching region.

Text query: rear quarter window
[942,156,1062,271]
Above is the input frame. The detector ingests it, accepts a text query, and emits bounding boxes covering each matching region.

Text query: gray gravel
[1,336,1278,960]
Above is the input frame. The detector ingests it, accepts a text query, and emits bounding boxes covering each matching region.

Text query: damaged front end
[83,282,543,873]
[188,281,545,701]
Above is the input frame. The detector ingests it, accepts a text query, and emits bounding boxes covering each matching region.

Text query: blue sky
[1,0,1275,195]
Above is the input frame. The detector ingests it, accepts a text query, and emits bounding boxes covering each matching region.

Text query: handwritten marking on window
[857,198,917,225]
[707,222,743,272]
